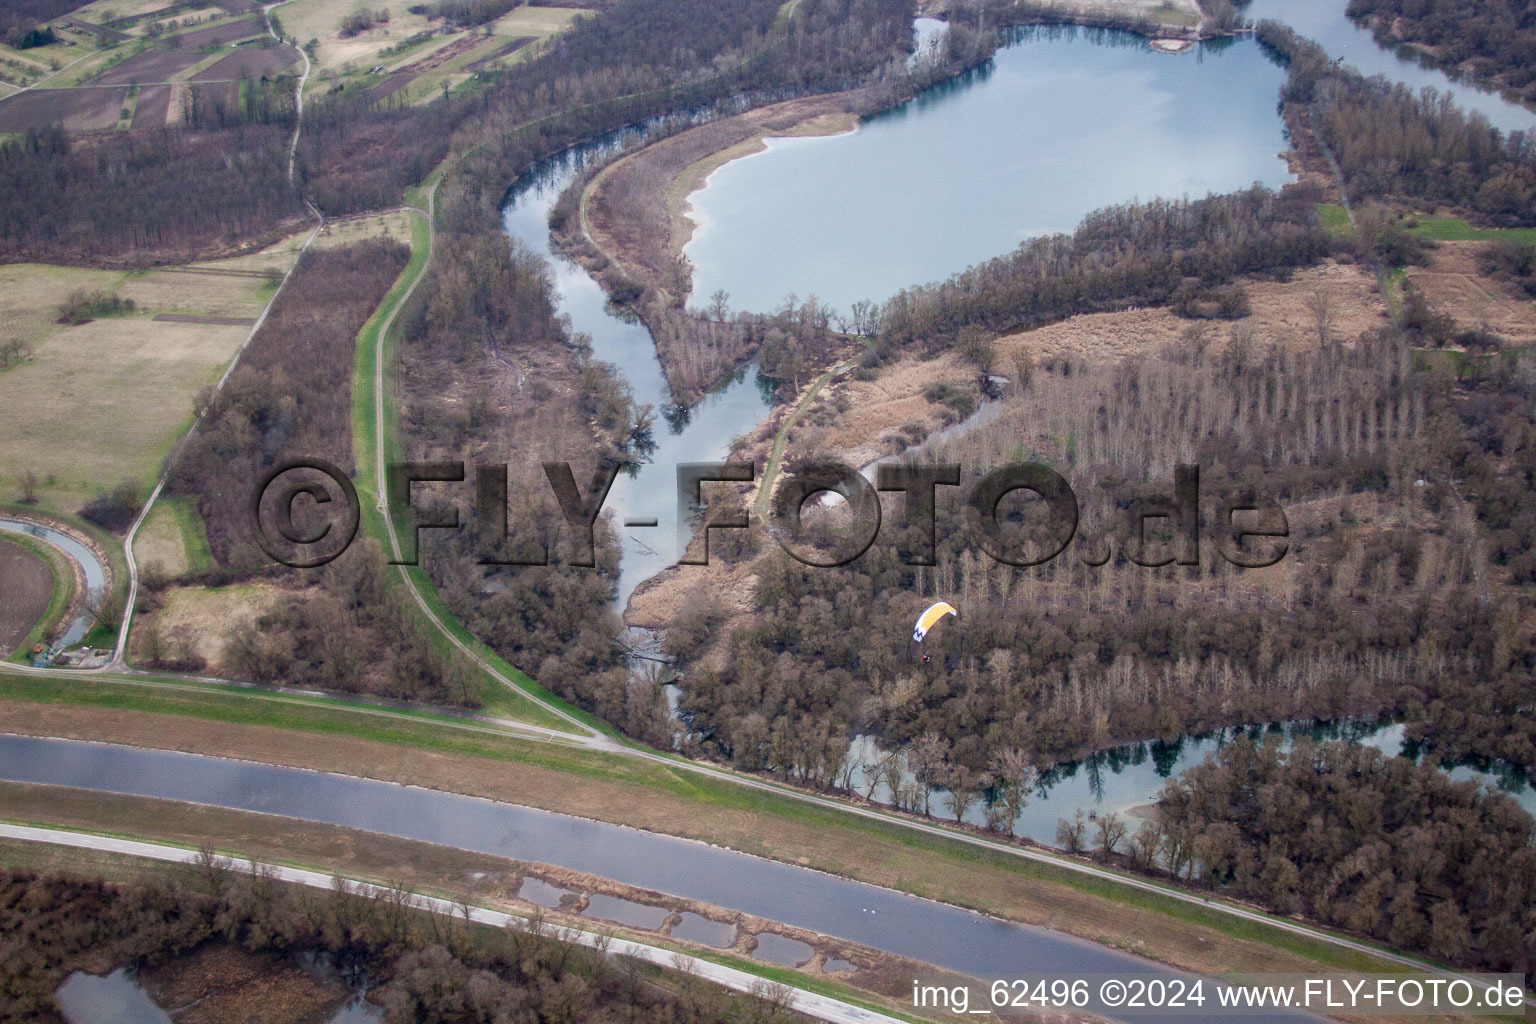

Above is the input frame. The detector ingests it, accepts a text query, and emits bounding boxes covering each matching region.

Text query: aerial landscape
[2,0,1536,1020]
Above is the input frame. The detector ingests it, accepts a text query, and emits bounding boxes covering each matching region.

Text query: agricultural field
[0,85,126,132]
[0,539,55,657]
[277,0,441,75]
[286,0,580,103]
[0,257,289,517]
[0,5,287,133]
[307,210,415,249]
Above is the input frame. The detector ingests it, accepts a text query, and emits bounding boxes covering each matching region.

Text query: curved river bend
[0,734,1307,1023]
[0,517,106,650]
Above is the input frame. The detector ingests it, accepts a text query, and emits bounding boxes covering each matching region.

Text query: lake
[684,23,1295,315]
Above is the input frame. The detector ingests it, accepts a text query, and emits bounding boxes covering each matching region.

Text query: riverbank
[0,686,1457,997]
[0,783,946,1017]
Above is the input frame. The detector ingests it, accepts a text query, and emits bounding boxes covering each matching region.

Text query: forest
[876,186,1334,354]
[0,859,797,1024]
[378,0,920,728]
[1345,0,1536,99]
[1261,19,1536,226]
[0,123,302,264]
[1154,737,1536,973]
[156,239,483,704]
[0,1,76,50]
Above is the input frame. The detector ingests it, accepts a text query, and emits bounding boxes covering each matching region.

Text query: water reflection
[848,718,1535,847]
[501,132,774,609]
[55,970,170,1024]
[1245,0,1535,133]
[686,26,1293,314]
[54,966,382,1024]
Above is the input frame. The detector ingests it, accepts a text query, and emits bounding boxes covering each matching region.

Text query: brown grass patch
[988,259,1386,371]
[131,502,190,579]
[134,583,285,668]
[1405,240,1536,346]
[0,316,249,510]
[307,211,414,250]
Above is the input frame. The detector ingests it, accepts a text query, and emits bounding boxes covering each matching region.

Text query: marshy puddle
[822,957,856,973]
[55,970,171,1024]
[670,912,736,948]
[750,933,814,967]
[325,995,385,1023]
[517,876,575,909]
[582,893,670,930]
[55,967,381,1024]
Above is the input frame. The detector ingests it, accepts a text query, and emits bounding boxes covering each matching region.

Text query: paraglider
[913,601,957,642]
[913,602,957,661]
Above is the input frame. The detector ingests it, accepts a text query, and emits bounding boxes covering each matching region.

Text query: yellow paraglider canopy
[912,601,957,642]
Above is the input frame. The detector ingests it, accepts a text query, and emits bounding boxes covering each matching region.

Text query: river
[0,734,1307,1024]
[849,718,1536,848]
[500,5,1536,827]
[1245,0,1536,134]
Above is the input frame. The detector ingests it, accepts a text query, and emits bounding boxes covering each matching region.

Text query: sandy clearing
[1405,240,1536,346]
[988,259,1388,372]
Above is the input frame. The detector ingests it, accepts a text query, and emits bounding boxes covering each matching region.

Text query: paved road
[0,823,905,1024]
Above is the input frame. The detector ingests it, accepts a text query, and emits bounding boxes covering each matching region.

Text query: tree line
[1346,0,1536,100]
[377,0,921,725]
[153,239,485,705]
[1259,19,1536,226]
[1,859,797,1023]
[0,123,301,264]
[1154,736,1536,974]
[876,186,1334,356]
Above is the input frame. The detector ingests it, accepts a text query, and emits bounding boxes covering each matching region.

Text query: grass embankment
[347,200,606,736]
[1410,215,1536,245]
[132,495,215,579]
[0,672,1441,985]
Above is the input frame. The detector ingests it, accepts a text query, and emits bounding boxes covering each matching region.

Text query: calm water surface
[0,734,1307,1022]
[502,140,773,608]
[0,518,105,647]
[1246,0,1536,134]
[685,27,1294,314]
[849,719,1536,846]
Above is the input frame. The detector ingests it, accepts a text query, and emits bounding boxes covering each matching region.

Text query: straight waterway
[0,733,1307,1023]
